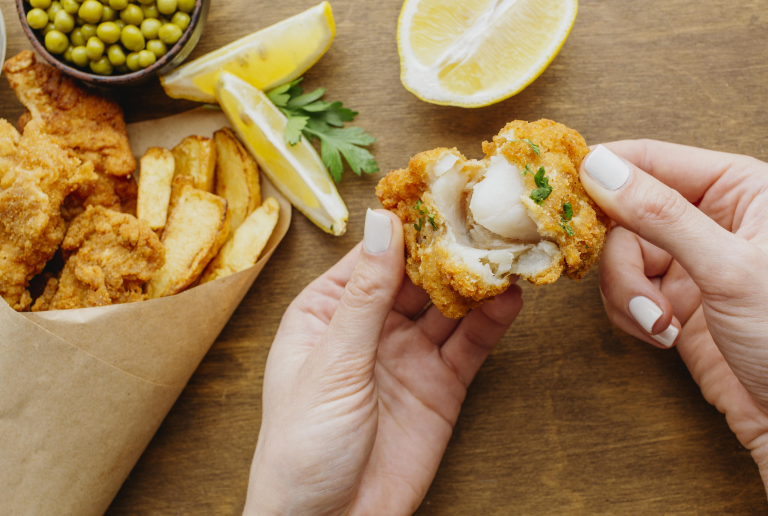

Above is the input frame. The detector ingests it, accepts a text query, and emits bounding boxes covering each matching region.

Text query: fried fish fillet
[377,119,609,318]
[32,205,165,311]
[0,119,96,311]
[4,51,135,177]
[3,51,138,219]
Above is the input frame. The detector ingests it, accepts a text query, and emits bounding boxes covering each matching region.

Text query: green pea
[108,0,127,9]
[41,23,57,36]
[77,0,102,24]
[119,4,143,25]
[80,23,97,39]
[100,5,117,21]
[60,0,80,15]
[136,0,154,5]
[96,21,120,43]
[54,10,75,32]
[140,18,160,39]
[177,0,193,12]
[158,22,181,44]
[170,11,189,31]
[85,36,105,59]
[114,19,125,29]
[89,56,113,75]
[107,44,126,65]
[69,27,84,45]
[30,0,52,9]
[71,45,89,66]
[125,51,141,71]
[120,24,145,51]
[63,44,74,61]
[114,64,129,74]
[137,49,156,68]
[140,3,158,18]
[27,8,49,29]
[146,38,166,57]
[98,0,109,4]
[46,1,63,22]
[44,30,69,54]
[156,0,176,15]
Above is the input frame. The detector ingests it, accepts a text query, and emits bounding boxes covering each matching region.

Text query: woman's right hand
[579,141,768,492]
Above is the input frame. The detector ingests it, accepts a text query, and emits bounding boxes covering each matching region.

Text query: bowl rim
[14,0,204,85]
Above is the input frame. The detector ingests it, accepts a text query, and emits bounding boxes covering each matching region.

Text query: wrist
[750,440,768,498]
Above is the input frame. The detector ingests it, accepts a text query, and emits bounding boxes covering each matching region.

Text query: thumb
[580,144,751,288]
[315,209,405,371]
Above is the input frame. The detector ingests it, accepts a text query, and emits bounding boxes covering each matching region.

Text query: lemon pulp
[399,0,578,107]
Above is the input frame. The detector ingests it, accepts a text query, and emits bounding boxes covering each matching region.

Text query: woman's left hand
[243,209,523,516]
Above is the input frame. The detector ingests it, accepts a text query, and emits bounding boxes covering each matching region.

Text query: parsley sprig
[414,200,437,231]
[266,78,379,182]
[530,167,553,205]
[558,202,575,236]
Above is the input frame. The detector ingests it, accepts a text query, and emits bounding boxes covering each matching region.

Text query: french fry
[214,127,260,233]
[146,188,230,299]
[172,135,216,192]
[167,174,196,217]
[137,147,175,231]
[200,197,280,284]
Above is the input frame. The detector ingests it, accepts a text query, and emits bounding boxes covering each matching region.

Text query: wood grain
[2,0,767,513]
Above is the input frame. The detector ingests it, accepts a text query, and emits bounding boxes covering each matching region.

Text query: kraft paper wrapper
[0,108,292,516]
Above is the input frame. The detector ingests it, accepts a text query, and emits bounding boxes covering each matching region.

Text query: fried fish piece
[376,119,609,318]
[3,51,136,177]
[0,119,96,311]
[32,205,165,311]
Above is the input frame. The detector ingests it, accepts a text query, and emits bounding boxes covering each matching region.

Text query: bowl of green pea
[15,0,208,85]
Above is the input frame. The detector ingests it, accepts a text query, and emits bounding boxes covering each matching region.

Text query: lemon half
[161,2,335,104]
[398,0,578,107]
[216,72,348,236]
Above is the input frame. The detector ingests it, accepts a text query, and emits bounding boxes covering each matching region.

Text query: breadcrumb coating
[377,119,609,318]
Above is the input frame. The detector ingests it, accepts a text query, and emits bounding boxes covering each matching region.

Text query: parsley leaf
[523,139,540,156]
[562,202,573,221]
[414,200,438,232]
[530,167,553,205]
[266,79,378,183]
[559,202,574,235]
[523,164,533,176]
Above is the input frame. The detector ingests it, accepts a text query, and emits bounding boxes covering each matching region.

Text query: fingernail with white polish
[364,209,392,254]
[629,296,678,348]
[629,296,662,333]
[651,324,679,348]
[584,145,631,191]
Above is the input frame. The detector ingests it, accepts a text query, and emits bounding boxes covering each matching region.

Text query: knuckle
[344,266,388,308]
[636,185,689,229]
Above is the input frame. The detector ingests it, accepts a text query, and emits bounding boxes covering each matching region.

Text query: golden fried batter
[32,206,165,311]
[0,120,96,311]
[3,51,136,177]
[377,119,609,318]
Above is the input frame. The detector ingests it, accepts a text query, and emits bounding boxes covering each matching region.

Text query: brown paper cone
[0,108,292,516]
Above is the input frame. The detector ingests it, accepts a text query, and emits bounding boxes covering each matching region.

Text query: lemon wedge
[398,0,578,107]
[216,71,348,235]
[161,2,335,104]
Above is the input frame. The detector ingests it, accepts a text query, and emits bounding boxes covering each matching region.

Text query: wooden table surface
[2,0,767,513]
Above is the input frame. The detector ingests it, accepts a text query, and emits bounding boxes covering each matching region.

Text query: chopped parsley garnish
[530,167,553,205]
[413,199,437,231]
[558,202,574,236]
[511,139,540,156]
[522,138,540,156]
[267,78,379,182]
[523,164,533,176]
